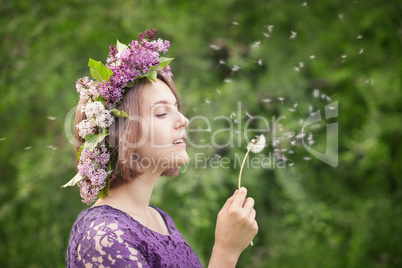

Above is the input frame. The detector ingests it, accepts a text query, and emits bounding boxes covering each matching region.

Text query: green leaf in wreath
[77,144,84,161]
[61,173,85,187]
[84,129,109,151]
[98,176,110,199]
[110,108,130,118]
[116,40,128,53]
[88,58,113,82]
[141,70,157,82]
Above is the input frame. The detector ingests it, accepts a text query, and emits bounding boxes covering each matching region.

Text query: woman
[65,28,258,267]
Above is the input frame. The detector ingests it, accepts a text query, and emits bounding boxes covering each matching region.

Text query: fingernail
[233,190,238,196]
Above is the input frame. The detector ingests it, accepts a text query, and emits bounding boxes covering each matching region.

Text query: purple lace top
[66,205,203,267]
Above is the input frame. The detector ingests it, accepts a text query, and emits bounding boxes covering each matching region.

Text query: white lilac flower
[76,77,99,101]
[82,101,105,119]
[77,119,96,138]
[96,110,114,128]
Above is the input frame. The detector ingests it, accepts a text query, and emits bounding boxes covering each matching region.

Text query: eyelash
[156,113,168,118]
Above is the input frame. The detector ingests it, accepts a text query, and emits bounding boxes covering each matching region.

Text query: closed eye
[156,113,168,118]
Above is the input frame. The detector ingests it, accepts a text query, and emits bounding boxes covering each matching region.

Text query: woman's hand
[208,187,258,267]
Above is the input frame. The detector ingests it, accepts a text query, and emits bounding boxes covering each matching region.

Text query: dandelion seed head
[247,134,266,153]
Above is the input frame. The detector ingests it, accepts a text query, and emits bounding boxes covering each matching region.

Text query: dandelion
[238,135,266,189]
[237,134,266,247]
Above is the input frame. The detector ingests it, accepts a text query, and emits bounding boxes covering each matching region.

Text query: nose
[176,111,189,129]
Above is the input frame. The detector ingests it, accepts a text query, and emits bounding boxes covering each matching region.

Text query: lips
[173,136,186,145]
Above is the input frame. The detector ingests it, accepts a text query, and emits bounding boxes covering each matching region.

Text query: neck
[94,167,164,214]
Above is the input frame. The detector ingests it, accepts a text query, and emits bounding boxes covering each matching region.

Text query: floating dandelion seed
[338,14,344,23]
[341,54,347,59]
[278,97,285,103]
[251,41,261,48]
[313,89,320,98]
[0,137,5,141]
[258,59,263,65]
[309,55,316,59]
[289,31,297,40]
[47,116,56,120]
[24,146,32,150]
[219,59,226,65]
[232,21,239,26]
[210,44,221,51]
[224,78,232,83]
[262,98,271,103]
[231,65,240,72]
[302,1,309,9]
[245,111,255,120]
[359,48,364,54]
[215,89,221,95]
[203,99,210,105]
[356,34,363,39]
[237,134,266,247]
[266,25,274,32]
[47,145,57,150]
[303,156,312,161]
[288,162,295,167]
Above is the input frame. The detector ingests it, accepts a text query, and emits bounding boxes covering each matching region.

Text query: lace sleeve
[75,217,148,268]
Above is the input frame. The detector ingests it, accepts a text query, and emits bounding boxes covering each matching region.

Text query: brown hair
[74,71,182,188]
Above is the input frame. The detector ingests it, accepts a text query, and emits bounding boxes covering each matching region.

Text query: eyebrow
[150,100,178,107]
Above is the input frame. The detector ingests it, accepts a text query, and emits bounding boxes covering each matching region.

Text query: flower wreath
[62,28,173,204]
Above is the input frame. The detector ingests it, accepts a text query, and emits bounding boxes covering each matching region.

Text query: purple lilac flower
[77,144,110,204]
[98,29,171,106]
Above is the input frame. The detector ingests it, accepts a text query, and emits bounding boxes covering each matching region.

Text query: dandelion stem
[238,146,255,246]
[238,148,251,189]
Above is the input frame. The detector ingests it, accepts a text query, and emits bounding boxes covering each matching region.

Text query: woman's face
[134,78,189,173]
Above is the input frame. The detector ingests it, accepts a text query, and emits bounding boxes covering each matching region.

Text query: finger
[249,208,256,220]
[243,197,255,211]
[231,187,247,209]
[222,189,238,210]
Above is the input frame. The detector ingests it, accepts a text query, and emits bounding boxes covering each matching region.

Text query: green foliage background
[1,0,401,267]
